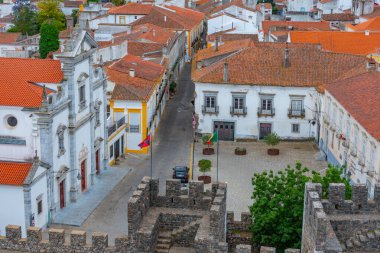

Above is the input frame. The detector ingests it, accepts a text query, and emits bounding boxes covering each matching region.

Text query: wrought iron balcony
[287,108,305,118]
[107,116,126,137]
[202,105,219,114]
[129,124,140,133]
[257,107,275,117]
[230,106,247,116]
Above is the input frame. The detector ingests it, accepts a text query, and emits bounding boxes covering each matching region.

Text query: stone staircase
[155,232,171,253]
[154,220,201,253]
[341,228,380,251]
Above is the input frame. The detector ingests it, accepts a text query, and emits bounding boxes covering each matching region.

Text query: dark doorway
[81,160,86,192]
[59,180,65,208]
[95,150,100,175]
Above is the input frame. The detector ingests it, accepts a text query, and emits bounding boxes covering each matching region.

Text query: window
[129,113,140,133]
[134,16,138,19]
[346,118,350,142]
[110,144,114,158]
[332,105,337,126]
[119,16,126,24]
[362,134,367,161]
[94,100,101,127]
[37,198,43,215]
[292,124,300,133]
[290,100,303,115]
[262,99,272,110]
[205,95,216,108]
[5,115,17,128]
[370,145,375,170]
[339,111,343,132]
[233,96,245,109]
[327,99,331,120]
[57,125,66,156]
[79,85,86,107]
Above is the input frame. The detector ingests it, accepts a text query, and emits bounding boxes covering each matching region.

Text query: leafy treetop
[263,132,280,147]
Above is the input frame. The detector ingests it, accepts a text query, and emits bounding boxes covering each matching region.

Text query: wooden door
[260,123,272,139]
[95,150,100,175]
[81,160,86,192]
[59,180,65,208]
[214,121,234,141]
[115,139,120,159]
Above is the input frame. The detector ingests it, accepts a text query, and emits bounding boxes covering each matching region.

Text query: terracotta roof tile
[0,58,63,107]
[197,39,253,61]
[128,41,163,57]
[0,32,22,44]
[193,44,367,87]
[262,20,331,35]
[322,13,355,21]
[346,17,380,31]
[325,71,380,141]
[0,161,32,186]
[131,5,205,30]
[108,3,153,15]
[290,31,380,55]
[107,55,165,101]
[64,1,84,8]
[208,32,258,42]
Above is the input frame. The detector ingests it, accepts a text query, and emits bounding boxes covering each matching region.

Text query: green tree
[37,0,66,30]
[39,20,59,59]
[250,162,352,252]
[198,159,211,176]
[9,4,38,35]
[112,0,125,6]
[263,132,280,147]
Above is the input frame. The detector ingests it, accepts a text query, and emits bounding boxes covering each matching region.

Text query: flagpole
[216,129,219,183]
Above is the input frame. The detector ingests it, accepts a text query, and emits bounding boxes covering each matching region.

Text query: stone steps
[155,231,172,253]
[171,220,200,239]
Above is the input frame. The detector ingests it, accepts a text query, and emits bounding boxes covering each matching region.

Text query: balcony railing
[230,106,247,116]
[288,108,305,118]
[202,105,219,114]
[107,116,126,137]
[257,107,275,117]
[129,124,140,133]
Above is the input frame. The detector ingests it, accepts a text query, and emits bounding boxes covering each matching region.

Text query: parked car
[172,166,190,183]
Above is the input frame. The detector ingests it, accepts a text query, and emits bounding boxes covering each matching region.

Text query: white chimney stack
[129,69,135,77]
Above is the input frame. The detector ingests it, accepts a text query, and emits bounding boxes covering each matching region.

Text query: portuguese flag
[138,135,151,149]
[207,130,218,145]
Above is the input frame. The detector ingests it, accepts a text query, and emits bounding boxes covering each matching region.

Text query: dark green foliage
[9,5,38,35]
[39,20,59,59]
[169,81,176,93]
[250,162,352,252]
[71,9,79,27]
[311,164,352,199]
[112,0,125,6]
[263,132,280,146]
[198,159,211,175]
[37,0,66,30]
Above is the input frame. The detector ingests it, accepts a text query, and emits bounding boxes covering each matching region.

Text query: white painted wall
[30,169,48,230]
[208,14,258,35]
[195,82,318,140]
[0,185,25,236]
[321,91,380,198]
[287,0,314,12]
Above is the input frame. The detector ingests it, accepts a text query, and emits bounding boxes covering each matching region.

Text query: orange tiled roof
[131,5,205,30]
[0,161,32,186]
[0,58,63,107]
[127,41,163,57]
[256,3,272,12]
[197,39,253,61]
[325,71,380,141]
[208,32,258,42]
[346,17,380,31]
[0,32,22,44]
[192,44,368,87]
[108,3,153,15]
[262,20,331,35]
[322,13,355,21]
[107,55,165,101]
[290,31,380,55]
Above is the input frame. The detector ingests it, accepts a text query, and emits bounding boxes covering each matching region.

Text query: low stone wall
[159,213,202,231]
[0,225,136,253]
[171,221,200,247]
[227,212,252,252]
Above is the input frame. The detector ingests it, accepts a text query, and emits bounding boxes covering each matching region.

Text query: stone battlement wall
[227,212,252,252]
[302,182,380,253]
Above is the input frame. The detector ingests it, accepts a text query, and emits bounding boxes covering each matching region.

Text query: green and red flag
[207,130,218,145]
[138,135,151,149]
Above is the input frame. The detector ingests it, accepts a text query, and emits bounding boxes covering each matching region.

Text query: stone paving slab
[53,166,131,226]
[193,141,328,216]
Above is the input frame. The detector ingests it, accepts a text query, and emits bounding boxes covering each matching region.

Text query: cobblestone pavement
[193,141,328,216]
[48,63,194,244]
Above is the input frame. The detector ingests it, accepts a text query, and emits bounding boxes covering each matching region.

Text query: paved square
[193,141,328,216]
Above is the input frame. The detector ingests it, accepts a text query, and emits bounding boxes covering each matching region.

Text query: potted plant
[202,134,215,155]
[234,147,247,155]
[264,132,280,156]
[198,159,212,184]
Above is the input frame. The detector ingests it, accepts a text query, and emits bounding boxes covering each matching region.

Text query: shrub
[169,81,176,93]
[264,132,280,147]
[198,159,211,176]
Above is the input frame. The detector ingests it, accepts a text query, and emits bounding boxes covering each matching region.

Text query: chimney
[365,30,370,36]
[164,16,167,22]
[223,62,229,82]
[214,36,219,51]
[284,44,290,68]
[129,69,135,77]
